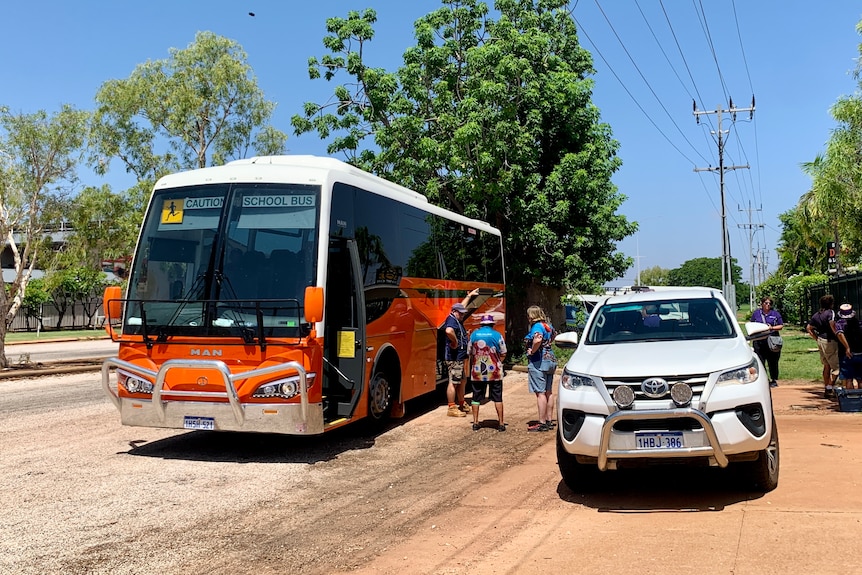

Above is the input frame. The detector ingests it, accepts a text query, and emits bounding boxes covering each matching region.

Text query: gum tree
[89,31,289,252]
[293,0,635,339]
[0,105,88,366]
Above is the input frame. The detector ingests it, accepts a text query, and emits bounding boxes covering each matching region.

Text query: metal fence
[806,272,862,320]
[9,300,104,332]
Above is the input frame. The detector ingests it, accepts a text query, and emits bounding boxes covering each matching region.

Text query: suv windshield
[585,297,734,344]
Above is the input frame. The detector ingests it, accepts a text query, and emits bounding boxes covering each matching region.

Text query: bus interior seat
[269,249,303,301]
[226,249,265,300]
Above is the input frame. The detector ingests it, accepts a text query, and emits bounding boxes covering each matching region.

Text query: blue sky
[2,1,861,286]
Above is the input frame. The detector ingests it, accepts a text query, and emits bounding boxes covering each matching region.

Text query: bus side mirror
[104,285,123,323]
[304,286,324,324]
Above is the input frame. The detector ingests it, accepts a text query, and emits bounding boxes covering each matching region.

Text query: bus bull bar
[101,357,310,427]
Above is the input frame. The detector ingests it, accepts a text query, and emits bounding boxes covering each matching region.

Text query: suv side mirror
[554,331,579,348]
[744,321,770,341]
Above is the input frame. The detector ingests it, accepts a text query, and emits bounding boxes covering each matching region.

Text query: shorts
[527,363,554,394]
[817,338,839,374]
[471,380,503,403]
[839,353,862,381]
[446,360,466,382]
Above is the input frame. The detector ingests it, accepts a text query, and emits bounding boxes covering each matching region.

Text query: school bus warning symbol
[161,199,183,224]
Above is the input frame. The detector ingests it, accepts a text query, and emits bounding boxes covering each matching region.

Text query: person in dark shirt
[807,294,839,398]
[443,289,480,417]
[834,304,862,390]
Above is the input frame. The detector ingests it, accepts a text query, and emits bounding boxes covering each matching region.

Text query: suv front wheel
[740,418,779,492]
[557,432,599,493]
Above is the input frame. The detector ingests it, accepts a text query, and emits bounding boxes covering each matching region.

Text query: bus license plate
[183,416,215,431]
[635,432,683,449]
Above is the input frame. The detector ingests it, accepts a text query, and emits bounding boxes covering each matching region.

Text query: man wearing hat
[468,314,508,431]
[443,289,480,417]
[834,303,862,390]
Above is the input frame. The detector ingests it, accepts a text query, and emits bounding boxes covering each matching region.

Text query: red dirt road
[335,379,862,575]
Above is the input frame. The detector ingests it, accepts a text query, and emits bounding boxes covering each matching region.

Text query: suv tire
[741,418,780,492]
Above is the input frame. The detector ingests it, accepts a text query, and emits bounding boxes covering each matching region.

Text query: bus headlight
[118,370,154,394]
[253,373,315,399]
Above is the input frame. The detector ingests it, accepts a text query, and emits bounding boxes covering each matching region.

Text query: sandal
[527,422,549,432]
[497,425,506,432]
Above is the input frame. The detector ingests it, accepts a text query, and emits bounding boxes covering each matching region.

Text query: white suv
[554,288,779,492]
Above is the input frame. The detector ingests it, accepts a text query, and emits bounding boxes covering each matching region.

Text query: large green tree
[292,0,635,338]
[637,265,671,287]
[667,257,747,305]
[0,105,88,366]
[89,31,289,259]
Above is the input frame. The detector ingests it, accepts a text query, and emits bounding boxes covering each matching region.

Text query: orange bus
[101,156,505,434]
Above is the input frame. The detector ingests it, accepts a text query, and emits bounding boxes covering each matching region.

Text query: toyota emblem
[641,377,669,398]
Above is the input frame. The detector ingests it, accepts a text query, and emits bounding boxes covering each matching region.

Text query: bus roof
[153,155,501,236]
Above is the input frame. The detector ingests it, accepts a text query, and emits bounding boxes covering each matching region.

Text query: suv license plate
[183,416,215,431]
[635,432,683,449]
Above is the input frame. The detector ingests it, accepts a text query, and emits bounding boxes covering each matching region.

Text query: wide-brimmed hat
[839,303,855,319]
[479,314,495,325]
[451,303,467,313]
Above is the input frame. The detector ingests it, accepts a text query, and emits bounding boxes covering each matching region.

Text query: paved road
[4,338,117,365]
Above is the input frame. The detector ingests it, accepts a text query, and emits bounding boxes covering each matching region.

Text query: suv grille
[603,374,709,405]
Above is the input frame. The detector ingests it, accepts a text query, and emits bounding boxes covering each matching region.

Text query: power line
[593,0,709,164]
[573,15,701,166]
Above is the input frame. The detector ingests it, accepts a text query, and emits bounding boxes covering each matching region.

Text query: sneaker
[447,406,467,417]
[472,423,480,431]
[825,388,834,399]
[458,403,471,413]
[497,425,506,432]
[545,420,557,428]
[527,422,549,432]
[769,381,778,388]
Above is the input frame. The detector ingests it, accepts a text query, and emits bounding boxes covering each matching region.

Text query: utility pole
[738,201,764,309]
[693,97,755,310]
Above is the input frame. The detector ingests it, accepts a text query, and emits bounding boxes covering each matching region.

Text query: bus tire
[368,371,392,421]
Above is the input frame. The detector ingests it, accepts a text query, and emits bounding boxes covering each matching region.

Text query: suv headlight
[560,370,595,390]
[716,359,759,385]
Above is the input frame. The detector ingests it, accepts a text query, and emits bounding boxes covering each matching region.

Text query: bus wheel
[368,371,392,420]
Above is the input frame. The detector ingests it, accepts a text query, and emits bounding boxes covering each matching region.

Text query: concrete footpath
[0,336,114,379]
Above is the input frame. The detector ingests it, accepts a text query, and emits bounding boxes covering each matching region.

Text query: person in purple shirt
[751,296,784,388]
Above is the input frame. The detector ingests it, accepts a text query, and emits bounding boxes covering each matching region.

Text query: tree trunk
[505,280,565,356]
[0,322,8,369]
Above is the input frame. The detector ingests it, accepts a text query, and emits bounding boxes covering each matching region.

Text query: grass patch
[5,328,109,343]
[771,326,821,383]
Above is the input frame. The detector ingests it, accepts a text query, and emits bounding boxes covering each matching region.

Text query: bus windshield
[123,182,320,341]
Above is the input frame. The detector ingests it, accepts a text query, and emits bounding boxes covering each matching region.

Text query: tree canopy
[785,18,862,276]
[292,0,635,332]
[667,256,748,305]
[79,31,291,273]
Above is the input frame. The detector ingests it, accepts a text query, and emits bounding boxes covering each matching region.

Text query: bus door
[323,237,366,422]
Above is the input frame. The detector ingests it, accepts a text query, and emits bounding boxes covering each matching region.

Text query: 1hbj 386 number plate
[635,431,684,449]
